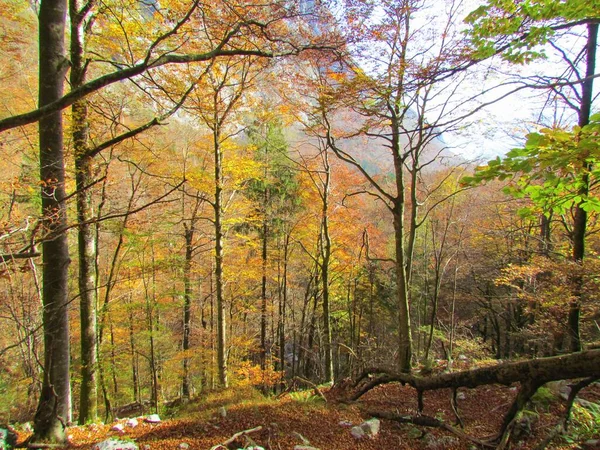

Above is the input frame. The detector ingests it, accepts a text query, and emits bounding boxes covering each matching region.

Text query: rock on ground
[92,438,139,450]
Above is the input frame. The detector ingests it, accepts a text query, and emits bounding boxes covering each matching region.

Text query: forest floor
[14,379,600,450]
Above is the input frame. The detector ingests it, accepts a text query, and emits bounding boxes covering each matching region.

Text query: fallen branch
[352,350,600,401]
[369,410,495,448]
[352,351,600,449]
[293,376,327,402]
[210,426,263,450]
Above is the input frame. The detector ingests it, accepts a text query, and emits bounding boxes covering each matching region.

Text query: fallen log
[351,350,600,448]
[352,349,600,401]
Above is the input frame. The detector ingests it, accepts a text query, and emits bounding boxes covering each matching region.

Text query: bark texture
[352,349,600,401]
[34,0,71,442]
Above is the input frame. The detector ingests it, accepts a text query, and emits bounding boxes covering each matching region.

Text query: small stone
[22,422,33,433]
[457,354,468,361]
[338,420,353,427]
[92,438,139,450]
[425,434,459,449]
[360,418,380,438]
[351,425,365,439]
[245,447,265,450]
[126,418,139,428]
[110,423,125,433]
[218,406,227,418]
[144,414,161,423]
[294,447,320,450]
[583,439,600,449]
[178,443,190,449]
[456,392,466,400]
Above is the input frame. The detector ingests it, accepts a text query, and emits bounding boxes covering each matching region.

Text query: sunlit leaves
[464,0,599,63]
[462,115,600,216]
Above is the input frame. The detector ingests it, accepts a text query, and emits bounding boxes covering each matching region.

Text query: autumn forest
[0,0,599,448]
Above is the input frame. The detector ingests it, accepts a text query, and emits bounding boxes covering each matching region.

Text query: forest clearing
[1,0,599,448]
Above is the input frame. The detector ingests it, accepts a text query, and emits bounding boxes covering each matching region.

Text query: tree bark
[569,22,598,353]
[214,128,228,388]
[33,0,71,442]
[391,126,412,373]
[321,149,334,383]
[70,0,98,425]
[352,349,600,401]
[182,224,194,398]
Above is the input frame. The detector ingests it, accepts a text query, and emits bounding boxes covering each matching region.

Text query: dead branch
[352,350,600,401]
[210,425,263,450]
[353,351,600,449]
[369,410,495,448]
[293,376,327,402]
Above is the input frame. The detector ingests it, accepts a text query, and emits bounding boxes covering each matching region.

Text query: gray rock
[456,392,466,401]
[218,406,227,418]
[583,439,600,449]
[178,443,190,449]
[126,418,139,428]
[92,438,139,450]
[360,418,380,438]
[338,420,353,427]
[110,423,125,433]
[144,414,161,424]
[350,426,365,439]
[425,434,459,449]
[294,447,320,450]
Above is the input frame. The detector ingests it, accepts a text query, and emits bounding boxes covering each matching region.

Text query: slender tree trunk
[128,301,139,403]
[260,216,268,372]
[320,150,334,383]
[33,0,71,442]
[214,129,228,387]
[70,0,98,424]
[277,232,290,388]
[182,225,194,398]
[569,23,597,352]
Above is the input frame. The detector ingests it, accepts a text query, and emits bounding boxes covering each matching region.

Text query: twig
[369,410,495,448]
[210,426,263,450]
[293,376,327,402]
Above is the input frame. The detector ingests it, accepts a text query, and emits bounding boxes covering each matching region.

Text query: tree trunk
[390,113,412,373]
[214,129,228,388]
[33,0,71,443]
[353,349,600,401]
[569,23,598,353]
[321,150,334,383]
[70,0,98,425]
[260,216,268,373]
[182,224,194,398]
[128,301,140,403]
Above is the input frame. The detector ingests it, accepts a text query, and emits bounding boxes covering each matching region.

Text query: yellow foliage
[234,361,281,388]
